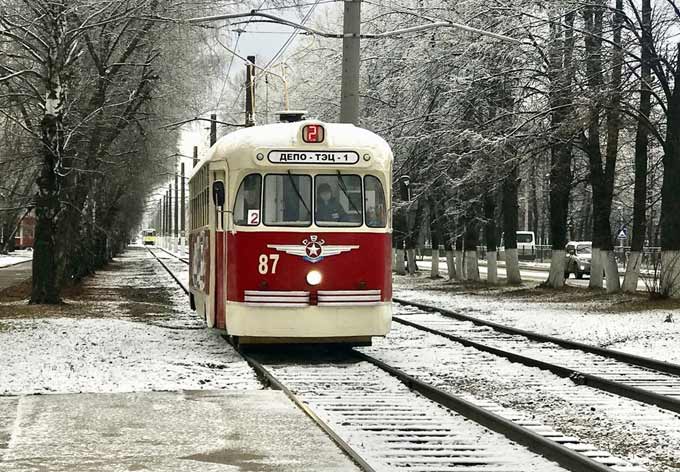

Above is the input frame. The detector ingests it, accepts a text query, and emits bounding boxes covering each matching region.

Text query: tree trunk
[623,0,652,293]
[484,192,498,284]
[463,223,480,281]
[502,165,522,284]
[393,206,406,275]
[429,200,441,278]
[406,249,417,275]
[660,85,680,297]
[455,237,464,281]
[31,114,62,304]
[445,246,455,280]
[405,202,422,275]
[546,11,576,288]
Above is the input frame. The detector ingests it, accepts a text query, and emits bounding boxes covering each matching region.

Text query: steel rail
[147,248,189,295]
[392,312,680,414]
[154,246,189,265]
[240,352,377,472]
[352,349,616,472]
[394,297,680,376]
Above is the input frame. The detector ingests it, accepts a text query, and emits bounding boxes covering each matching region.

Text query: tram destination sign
[267,150,360,165]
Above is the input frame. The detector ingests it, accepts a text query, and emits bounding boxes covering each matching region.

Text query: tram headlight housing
[306,270,322,286]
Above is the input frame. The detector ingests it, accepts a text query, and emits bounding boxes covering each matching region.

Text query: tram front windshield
[233,173,386,228]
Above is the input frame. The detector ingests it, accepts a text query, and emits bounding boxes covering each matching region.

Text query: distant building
[14,212,35,249]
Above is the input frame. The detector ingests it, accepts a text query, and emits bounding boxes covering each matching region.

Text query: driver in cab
[316,183,347,222]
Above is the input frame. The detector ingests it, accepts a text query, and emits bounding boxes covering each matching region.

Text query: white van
[516,231,536,261]
[498,231,536,261]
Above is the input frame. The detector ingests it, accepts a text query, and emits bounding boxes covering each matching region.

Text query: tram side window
[315,174,362,227]
[364,176,387,228]
[263,174,312,226]
[233,174,262,226]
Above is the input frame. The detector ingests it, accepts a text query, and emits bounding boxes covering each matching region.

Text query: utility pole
[340,0,361,125]
[180,163,186,244]
[158,199,161,233]
[193,146,198,168]
[174,173,179,242]
[168,184,172,243]
[165,190,170,238]
[245,55,256,127]
[210,114,217,146]
[162,194,167,237]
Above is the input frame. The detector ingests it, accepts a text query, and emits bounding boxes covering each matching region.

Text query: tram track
[392,298,680,415]
[147,246,652,472]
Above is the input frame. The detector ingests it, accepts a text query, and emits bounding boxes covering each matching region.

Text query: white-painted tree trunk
[589,248,604,289]
[487,251,498,284]
[660,250,680,297]
[395,249,406,275]
[445,250,456,280]
[465,250,480,281]
[455,250,464,281]
[430,248,440,278]
[622,251,641,293]
[603,250,620,293]
[546,250,566,288]
[406,248,417,274]
[505,248,522,284]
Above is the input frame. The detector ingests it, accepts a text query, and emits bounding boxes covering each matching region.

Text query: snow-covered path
[0,249,259,394]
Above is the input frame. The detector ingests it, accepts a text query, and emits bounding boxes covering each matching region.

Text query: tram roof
[190,121,393,177]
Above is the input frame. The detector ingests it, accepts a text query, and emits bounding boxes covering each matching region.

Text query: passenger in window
[316,183,347,222]
[244,184,259,214]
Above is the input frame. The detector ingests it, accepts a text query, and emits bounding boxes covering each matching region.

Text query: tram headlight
[306,270,322,286]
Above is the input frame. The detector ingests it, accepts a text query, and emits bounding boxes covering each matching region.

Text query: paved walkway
[0,390,359,471]
[0,261,31,291]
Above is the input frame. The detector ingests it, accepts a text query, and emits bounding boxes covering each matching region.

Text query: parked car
[565,241,592,279]
[516,231,536,261]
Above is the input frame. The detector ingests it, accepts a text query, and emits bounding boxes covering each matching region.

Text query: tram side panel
[188,228,211,322]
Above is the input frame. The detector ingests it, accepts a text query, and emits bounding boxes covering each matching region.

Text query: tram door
[211,168,228,330]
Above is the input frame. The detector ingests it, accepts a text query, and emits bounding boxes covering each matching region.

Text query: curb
[0,259,32,269]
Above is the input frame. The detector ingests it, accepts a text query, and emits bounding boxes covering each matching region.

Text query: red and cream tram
[188,116,393,345]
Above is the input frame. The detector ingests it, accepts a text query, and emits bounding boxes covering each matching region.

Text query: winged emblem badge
[267,235,359,263]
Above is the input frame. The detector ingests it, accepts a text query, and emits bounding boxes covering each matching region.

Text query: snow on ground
[0,250,32,268]
[0,249,260,395]
[394,275,680,365]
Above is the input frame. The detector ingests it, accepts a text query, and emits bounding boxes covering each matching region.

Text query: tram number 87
[258,254,280,274]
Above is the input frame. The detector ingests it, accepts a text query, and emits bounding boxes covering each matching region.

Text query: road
[0,260,31,291]
[416,258,650,291]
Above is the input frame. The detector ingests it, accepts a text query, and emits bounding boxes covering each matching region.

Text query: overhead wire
[218,0,270,123]
[227,0,322,124]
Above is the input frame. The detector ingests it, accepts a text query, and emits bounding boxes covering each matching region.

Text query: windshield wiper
[336,170,362,216]
[287,170,311,217]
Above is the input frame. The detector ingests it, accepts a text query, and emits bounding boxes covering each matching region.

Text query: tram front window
[315,174,362,227]
[264,174,312,226]
[364,176,387,228]
[234,174,262,226]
